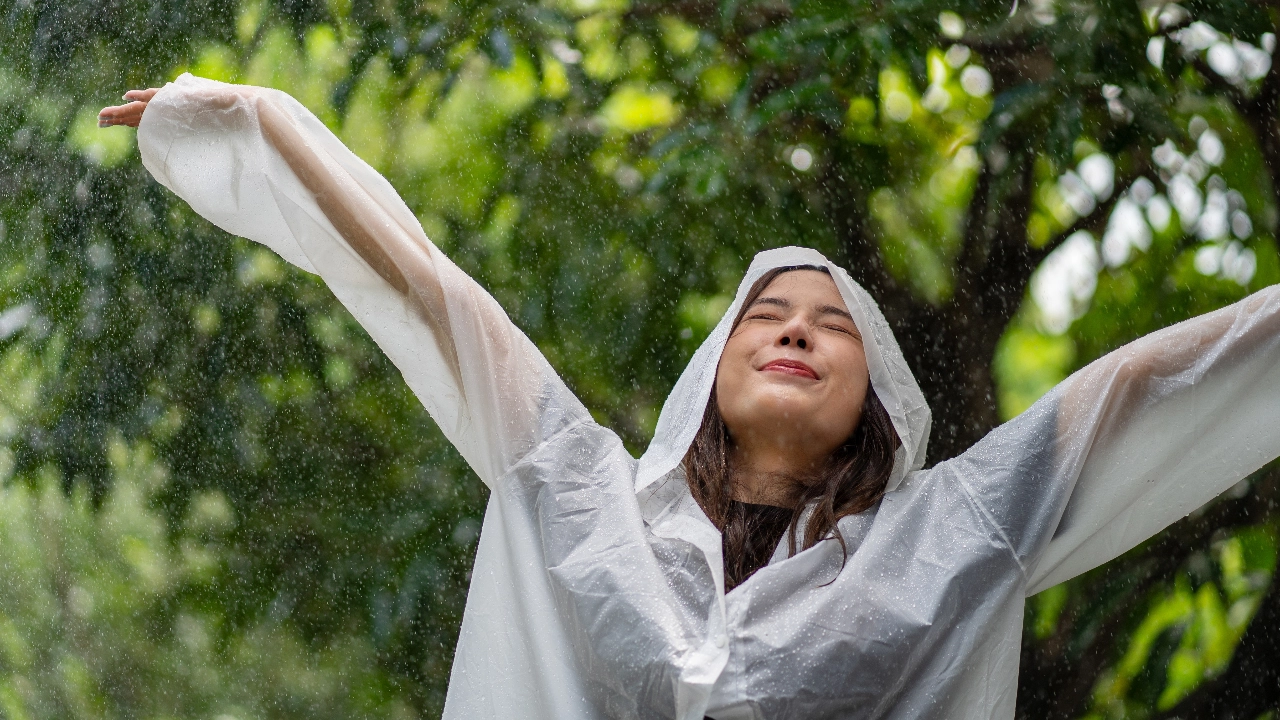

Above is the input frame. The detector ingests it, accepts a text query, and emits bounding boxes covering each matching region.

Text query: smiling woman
[98,75,1280,720]
[685,266,899,590]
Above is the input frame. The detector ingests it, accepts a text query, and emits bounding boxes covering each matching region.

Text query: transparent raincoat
[137,75,1280,720]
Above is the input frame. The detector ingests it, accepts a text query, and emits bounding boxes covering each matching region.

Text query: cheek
[823,361,870,434]
[714,333,769,428]
[713,344,746,412]
[715,332,760,395]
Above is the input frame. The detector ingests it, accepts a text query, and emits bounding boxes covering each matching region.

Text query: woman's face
[715,270,870,468]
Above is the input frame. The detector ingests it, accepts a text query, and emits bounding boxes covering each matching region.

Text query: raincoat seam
[505,416,600,475]
[951,472,1028,579]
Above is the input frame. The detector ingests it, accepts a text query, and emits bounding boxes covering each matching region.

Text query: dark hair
[681,266,901,591]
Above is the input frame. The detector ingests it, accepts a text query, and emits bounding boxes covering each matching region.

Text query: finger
[100,100,141,114]
[123,88,160,102]
[98,101,146,127]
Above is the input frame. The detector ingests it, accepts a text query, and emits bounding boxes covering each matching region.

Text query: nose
[777,316,814,350]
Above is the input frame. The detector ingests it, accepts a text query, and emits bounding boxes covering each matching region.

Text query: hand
[98,88,160,128]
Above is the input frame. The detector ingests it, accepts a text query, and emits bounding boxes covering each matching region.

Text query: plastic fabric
[138,74,1280,720]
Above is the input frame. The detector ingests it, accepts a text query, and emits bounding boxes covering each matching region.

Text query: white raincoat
[137,74,1280,720]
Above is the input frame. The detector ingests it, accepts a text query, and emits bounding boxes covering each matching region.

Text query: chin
[739,388,824,424]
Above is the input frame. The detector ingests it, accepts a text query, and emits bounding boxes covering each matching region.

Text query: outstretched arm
[254,92,462,388]
[945,284,1280,595]
[1024,285,1280,592]
[104,84,459,384]
[104,75,590,486]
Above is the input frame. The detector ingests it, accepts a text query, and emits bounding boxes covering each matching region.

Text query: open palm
[98,88,159,127]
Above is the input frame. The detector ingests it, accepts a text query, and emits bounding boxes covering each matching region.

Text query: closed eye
[821,324,863,341]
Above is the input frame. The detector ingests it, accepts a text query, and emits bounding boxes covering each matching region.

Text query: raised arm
[108,74,589,486]
[943,284,1280,595]
[254,93,461,388]
[1024,284,1280,592]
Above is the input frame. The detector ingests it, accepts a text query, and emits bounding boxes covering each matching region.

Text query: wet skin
[715,270,869,506]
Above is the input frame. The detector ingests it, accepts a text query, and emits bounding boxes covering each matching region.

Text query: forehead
[756,269,847,308]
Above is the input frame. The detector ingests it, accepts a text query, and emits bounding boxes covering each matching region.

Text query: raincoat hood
[638,246,932,494]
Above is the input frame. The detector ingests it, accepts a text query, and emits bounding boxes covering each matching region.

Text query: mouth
[760,358,819,380]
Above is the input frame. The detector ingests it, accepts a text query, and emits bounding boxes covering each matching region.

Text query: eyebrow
[750,296,856,322]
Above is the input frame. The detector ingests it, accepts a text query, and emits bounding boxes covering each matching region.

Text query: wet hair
[681,266,901,591]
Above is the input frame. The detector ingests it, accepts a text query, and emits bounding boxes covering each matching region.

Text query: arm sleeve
[137,73,590,487]
[949,284,1280,595]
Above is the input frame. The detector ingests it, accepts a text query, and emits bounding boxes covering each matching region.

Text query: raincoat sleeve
[951,284,1280,596]
[136,73,590,487]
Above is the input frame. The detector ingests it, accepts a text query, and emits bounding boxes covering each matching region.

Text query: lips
[760,358,819,380]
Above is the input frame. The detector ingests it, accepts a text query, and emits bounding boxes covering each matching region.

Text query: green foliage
[0,438,415,719]
[2,0,1279,716]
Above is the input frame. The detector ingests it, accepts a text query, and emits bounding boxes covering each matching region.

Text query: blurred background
[1,0,1278,717]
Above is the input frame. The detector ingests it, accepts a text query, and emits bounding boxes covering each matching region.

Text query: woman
[100,77,1280,720]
